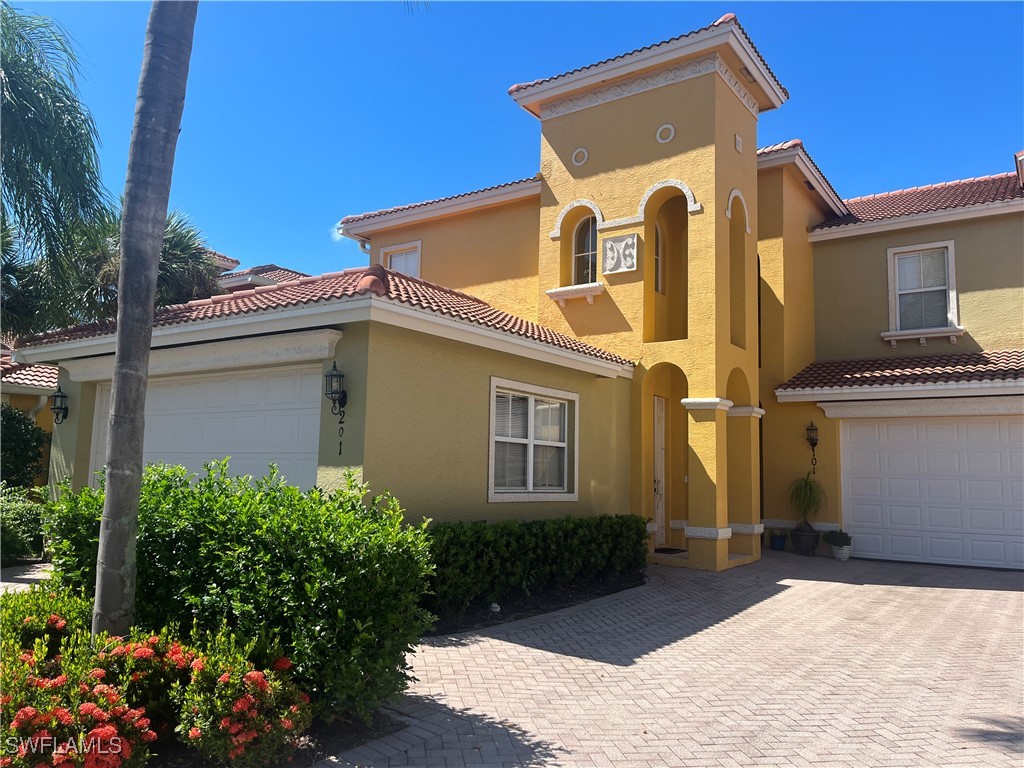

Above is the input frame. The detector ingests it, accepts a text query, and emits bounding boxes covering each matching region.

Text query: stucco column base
[729,532,761,557]
[687,539,730,571]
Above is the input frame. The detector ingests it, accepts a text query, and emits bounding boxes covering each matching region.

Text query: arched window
[573,216,598,285]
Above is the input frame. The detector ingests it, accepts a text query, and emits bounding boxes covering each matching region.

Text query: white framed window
[886,240,959,333]
[381,240,421,278]
[654,224,665,294]
[488,377,578,503]
[572,216,598,285]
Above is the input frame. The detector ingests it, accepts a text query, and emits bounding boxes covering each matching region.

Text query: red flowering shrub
[176,629,312,767]
[0,628,157,768]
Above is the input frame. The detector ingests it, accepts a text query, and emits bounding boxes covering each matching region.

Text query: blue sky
[26,1,1024,276]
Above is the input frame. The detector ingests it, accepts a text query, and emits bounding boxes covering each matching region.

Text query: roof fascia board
[808,198,1024,242]
[18,296,632,380]
[818,395,1024,419]
[341,179,542,239]
[366,299,632,379]
[775,379,1024,403]
[512,24,785,115]
[756,149,848,216]
[0,382,51,396]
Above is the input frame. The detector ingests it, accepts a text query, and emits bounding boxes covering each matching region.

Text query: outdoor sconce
[50,386,69,425]
[324,362,347,415]
[806,421,819,473]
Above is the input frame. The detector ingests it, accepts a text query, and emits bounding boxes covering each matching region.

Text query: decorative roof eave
[14,293,632,380]
[340,178,542,240]
[509,16,788,118]
[775,379,1024,403]
[756,143,848,217]
[807,197,1024,242]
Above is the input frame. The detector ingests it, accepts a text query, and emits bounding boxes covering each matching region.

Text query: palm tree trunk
[92,0,198,636]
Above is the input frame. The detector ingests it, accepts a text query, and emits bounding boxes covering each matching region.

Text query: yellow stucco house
[14,14,1024,572]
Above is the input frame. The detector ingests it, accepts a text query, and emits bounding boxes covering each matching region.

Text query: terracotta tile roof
[202,248,239,269]
[812,172,1023,231]
[777,350,1024,392]
[18,266,632,368]
[219,264,309,284]
[341,178,539,226]
[508,13,788,100]
[1,350,58,391]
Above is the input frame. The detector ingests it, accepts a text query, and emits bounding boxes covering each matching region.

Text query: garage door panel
[92,367,320,489]
[843,415,1024,570]
[890,506,923,527]
[926,478,960,501]
[886,451,919,472]
[928,507,964,530]
[925,451,960,473]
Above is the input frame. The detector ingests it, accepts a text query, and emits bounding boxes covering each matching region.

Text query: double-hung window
[489,378,578,502]
[887,241,958,333]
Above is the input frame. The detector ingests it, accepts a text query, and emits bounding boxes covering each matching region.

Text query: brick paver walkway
[325,552,1023,767]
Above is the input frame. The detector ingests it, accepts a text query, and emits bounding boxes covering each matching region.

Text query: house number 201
[337,410,346,456]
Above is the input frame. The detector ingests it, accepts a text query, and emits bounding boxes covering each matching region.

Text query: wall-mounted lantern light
[806,421,819,473]
[324,362,347,415]
[50,386,69,425]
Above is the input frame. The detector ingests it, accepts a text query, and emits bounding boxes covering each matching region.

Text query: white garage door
[842,416,1024,569]
[91,365,322,489]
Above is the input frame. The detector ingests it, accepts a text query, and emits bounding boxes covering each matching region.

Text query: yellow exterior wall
[2,392,54,486]
[367,198,542,321]
[813,212,1024,360]
[361,322,631,523]
[315,325,368,491]
[757,165,841,537]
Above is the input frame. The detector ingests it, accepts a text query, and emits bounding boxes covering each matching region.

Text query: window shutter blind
[897,254,922,290]
[921,249,947,288]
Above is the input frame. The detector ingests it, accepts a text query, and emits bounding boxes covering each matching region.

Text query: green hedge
[0,482,46,566]
[0,402,47,487]
[427,514,647,617]
[46,461,434,720]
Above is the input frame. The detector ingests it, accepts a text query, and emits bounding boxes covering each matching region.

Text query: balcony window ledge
[880,326,965,348]
[545,282,605,308]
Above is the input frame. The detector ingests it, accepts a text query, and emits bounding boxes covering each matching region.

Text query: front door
[653,396,666,547]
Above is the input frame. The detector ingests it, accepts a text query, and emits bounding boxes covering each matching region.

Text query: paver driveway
[327,552,1023,767]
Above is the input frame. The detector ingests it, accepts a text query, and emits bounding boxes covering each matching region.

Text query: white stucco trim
[762,518,839,532]
[0,382,53,396]
[816,395,1024,419]
[545,282,605,307]
[17,296,633,381]
[487,376,580,503]
[599,178,704,230]
[684,526,732,540]
[62,330,344,383]
[681,397,734,410]
[728,406,765,418]
[731,523,764,535]
[807,198,1024,242]
[669,519,688,530]
[775,380,1024,403]
[340,178,542,239]
[549,199,605,240]
[724,188,752,234]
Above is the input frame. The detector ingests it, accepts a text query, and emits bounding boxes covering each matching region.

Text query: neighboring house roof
[218,264,310,291]
[756,139,848,217]
[507,13,788,110]
[340,178,542,239]
[1,349,58,392]
[776,350,1024,398]
[203,248,240,272]
[812,172,1024,231]
[17,266,632,368]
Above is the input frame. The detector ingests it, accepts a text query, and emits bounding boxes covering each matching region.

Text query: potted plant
[823,529,852,561]
[767,528,787,551]
[788,471,826,556]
